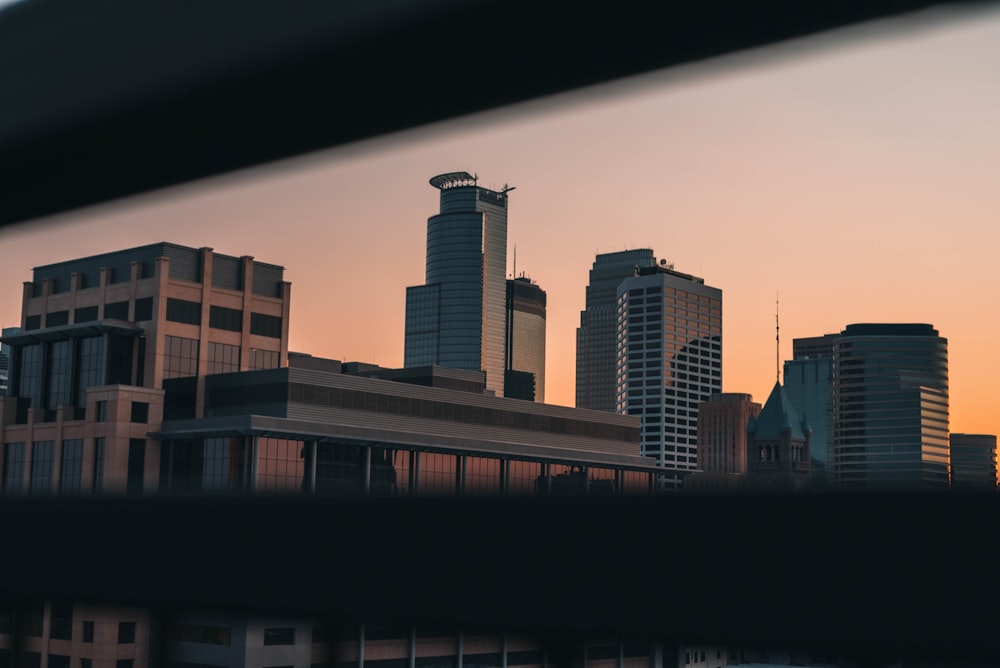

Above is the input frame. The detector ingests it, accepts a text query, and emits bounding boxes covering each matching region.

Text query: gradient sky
[2,7,999,439]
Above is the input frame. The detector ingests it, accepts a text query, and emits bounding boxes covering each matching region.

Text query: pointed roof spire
[754,381,807,441]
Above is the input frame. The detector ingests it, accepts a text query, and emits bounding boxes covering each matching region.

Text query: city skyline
[1,7,998,440]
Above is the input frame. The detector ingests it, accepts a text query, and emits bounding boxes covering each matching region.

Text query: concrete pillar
[411,451,420,495]
[358,624,365,668]
[307,440,318,494]
[363,445,371,495]
[249,435,259,491]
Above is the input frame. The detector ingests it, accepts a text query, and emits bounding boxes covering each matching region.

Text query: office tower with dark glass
[505,276,546,402]
[832,323,949,488]
[616,264,722,488]
[949,433,997,490]
[783,334,837,484]
[405,172,510,396]
[576,249,656,412]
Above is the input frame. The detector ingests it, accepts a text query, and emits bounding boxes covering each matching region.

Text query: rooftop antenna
[513,244,516,279]
[775,293,780,384]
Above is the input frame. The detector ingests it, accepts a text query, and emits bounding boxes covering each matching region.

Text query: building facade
[615,264,723,489]
[576,249,657,412]
[505,276,546,402]
[0,243,290,496]
[831,323,949,489]
[783,355,832,485]
[696,393,761,476]
[404,172,511,397]
[949,433,997,490]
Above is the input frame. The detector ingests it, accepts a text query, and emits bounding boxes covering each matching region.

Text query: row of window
[1,437,140,495]
[24,299,155,331]
[166,299,282,338]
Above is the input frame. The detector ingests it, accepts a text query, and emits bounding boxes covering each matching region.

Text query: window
[60,439,84,493]
[118,621,136,644]
[24,314,40,330]
[82,660,93,668]
[248,348,279,370]
[50,602,73,640]
[46,310,69,327]
[207,342,240,374]
[166,298,202,325]
[250,312,282,338]
[104,300,129,320]
[74,305,99,323]
[209,305,242,332]
[3,443,25,494]
[83,620,95,642]
[130,401,149,423]
[22,602,43,637]
[47,655,70,668]
[262,627,295,645]
[133,297,153,321]
[163,336,199,378]
[95,400,108,422]
[127,440,145,494]
[116,661,134,668]
[29,441,55,494]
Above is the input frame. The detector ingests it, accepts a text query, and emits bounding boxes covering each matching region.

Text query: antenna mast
[775,294,780,383]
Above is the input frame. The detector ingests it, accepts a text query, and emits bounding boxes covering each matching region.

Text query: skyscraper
[616,263,722,488]
[505,276,546,402]
[576,249,656,412]
[832,323,949,489]
[405,172,511,396]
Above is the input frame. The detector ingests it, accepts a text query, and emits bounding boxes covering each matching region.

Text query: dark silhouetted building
[616,263,722,490]
[832,323,949,489]
[747,382,812,490]
[576,249,656,412]
[949,433,997,490]
[404,172,511,396]
[505,276,546,402]
[792,333,838,361]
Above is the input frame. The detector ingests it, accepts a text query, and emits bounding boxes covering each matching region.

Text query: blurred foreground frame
[2,0,1000,666]
[0,0,994,226]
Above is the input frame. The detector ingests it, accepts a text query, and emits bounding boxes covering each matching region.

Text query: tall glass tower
[576,249,657,412]
[404,172,510,396]
[832,323,949,488]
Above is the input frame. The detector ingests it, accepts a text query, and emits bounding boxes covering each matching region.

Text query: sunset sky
[2,6,999,438]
